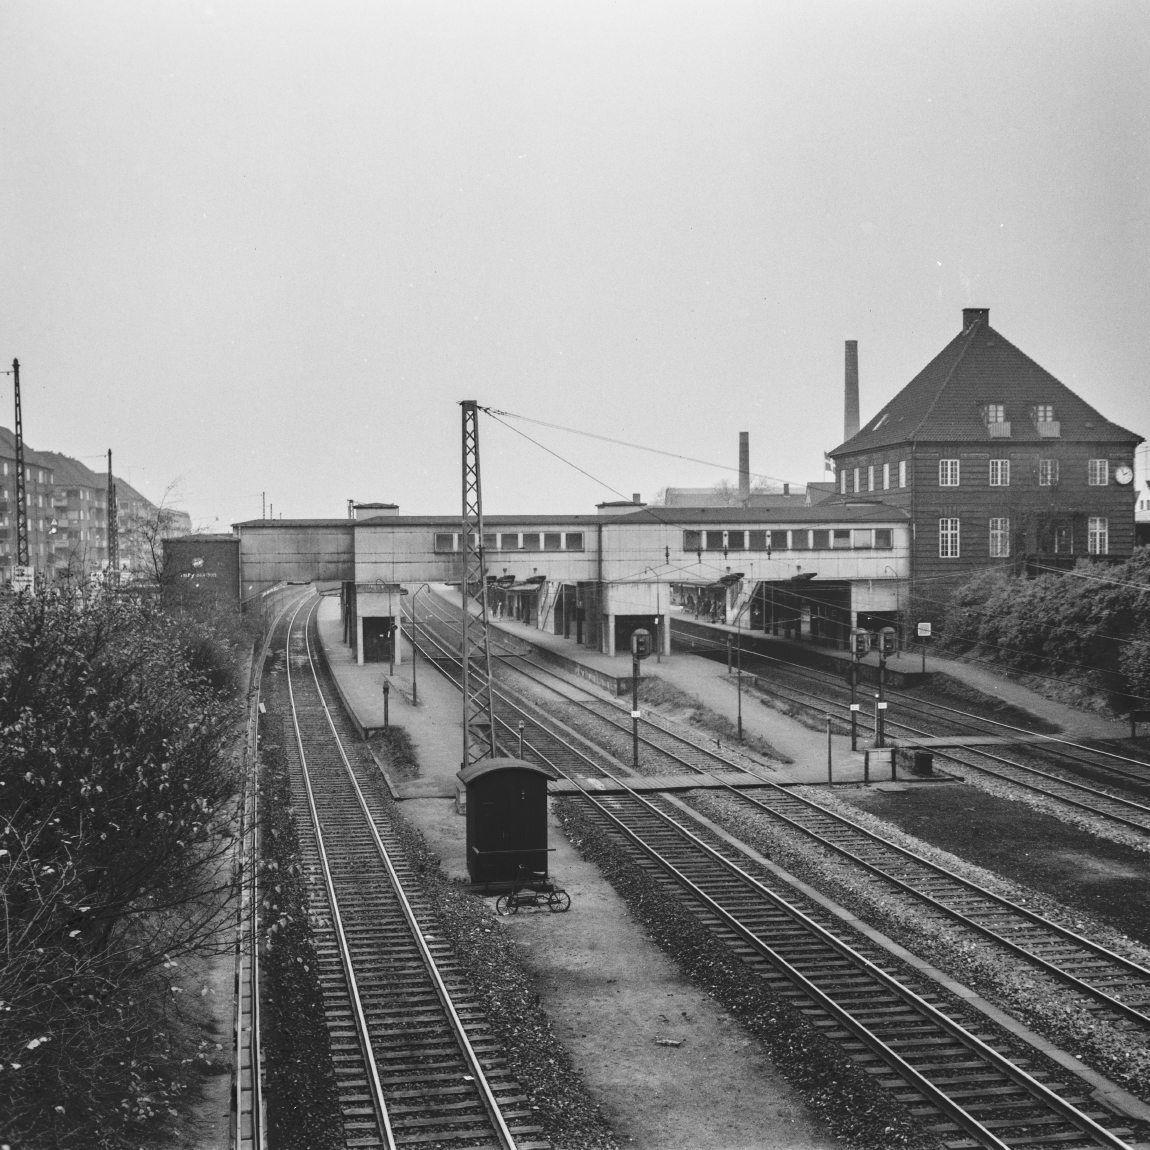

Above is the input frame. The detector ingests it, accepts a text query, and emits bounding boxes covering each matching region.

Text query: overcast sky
[2,1,1147,528]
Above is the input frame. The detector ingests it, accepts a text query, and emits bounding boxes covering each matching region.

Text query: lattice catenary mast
[459,400,497,768]
[12,359,29,567]
[106,449,119,584]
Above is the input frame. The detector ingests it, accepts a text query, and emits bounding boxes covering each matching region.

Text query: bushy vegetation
[939,549,1150,712]
[0,587,242,1148]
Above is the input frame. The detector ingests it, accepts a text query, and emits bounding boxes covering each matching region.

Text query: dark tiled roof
[829,313,1142,456]
[614,501,908,526]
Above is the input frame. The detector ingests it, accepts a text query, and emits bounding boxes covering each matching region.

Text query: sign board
[11,565,35,594]
[917,622,932,638]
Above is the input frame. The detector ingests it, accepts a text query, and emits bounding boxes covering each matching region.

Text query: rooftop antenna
[459,400,496,767]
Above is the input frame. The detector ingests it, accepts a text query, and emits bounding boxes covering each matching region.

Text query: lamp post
[409,583,430,705]
[736,609,743,743]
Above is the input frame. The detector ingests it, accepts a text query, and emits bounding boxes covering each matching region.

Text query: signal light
[879,627,897,656]
[852,630,871,657]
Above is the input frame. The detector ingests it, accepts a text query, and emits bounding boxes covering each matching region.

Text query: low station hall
[168,493,909,665]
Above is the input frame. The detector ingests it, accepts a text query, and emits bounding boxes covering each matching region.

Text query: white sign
[917,621,932,638]
[11,565,35,594]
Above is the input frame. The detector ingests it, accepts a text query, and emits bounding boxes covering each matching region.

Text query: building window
[1039,458,1059,486]
[769,529,789,551]
[1053,524,1073,554]
[812,529,830,549]
[482,532,498,551]
[839,470,847,495]
[704,530,725,551]
[853,467,860,493]
[543,532,562,551]
[1088,517,1109,555]
[832,529,852,548]
[683,530,701,552]
[984,403,1005,423]
[851,529,873,548]
[874,528,893,549]
[989,517,1010,558]
[521,532,541,550]
[727,530,746,551]
[989,459,1010,486]
[898,460,907,488]
[867,465,875,491]
[1035,404,1055,422]
[882,462,890,490]
[565,532,584,551]
[1087,459,1109,486]
[790,530,810,551]
[498,533,519,550]
[939,459,960,486]
[434,532,456,552]
[747,530,767,551]
[939,518,961,558]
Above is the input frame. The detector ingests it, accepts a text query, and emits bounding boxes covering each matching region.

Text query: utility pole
[107,449,119,585]
[13,359,29,567]
[460,400,497,767]
[261,491,266,519]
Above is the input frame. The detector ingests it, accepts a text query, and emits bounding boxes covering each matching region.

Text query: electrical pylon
[459,400,497,767]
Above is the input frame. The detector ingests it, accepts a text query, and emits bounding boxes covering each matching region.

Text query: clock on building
[1114,466,1134,485]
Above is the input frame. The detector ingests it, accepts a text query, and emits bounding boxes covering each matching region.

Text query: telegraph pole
[460,400,497,767]
[13,359,29,567]
[106,449,119,585]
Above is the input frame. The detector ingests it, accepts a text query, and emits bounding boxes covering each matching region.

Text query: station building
[170,496,910,663]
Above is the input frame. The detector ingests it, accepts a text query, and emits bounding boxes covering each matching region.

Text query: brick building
[828,308,1143,619]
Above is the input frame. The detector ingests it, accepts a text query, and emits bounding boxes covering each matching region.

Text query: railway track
[262,593,545,1149]
[416,596,1150,1036]
[402,591,1146,1148]
[672,624,1150,835]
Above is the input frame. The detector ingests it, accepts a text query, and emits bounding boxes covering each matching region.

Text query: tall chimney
[738,432,750,499]
[962,307,989,330]
[844,340,860,442]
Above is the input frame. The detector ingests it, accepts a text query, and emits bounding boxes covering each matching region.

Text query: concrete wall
[236,522,354,598]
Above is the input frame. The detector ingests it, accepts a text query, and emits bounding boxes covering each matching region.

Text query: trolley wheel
[495,893,518,916]
[547,889,571,913]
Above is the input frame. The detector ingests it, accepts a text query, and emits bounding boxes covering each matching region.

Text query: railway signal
[630,628,653,768]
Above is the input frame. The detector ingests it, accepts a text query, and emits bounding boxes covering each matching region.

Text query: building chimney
[738,432,750,499]
[844,340,860,442]
[632,493,641,503]
[963,307,989,330]
[783,482,790,496]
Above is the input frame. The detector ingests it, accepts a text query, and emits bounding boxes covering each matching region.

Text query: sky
[2,0,1148,529]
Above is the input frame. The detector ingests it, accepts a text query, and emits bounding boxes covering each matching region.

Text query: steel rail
[298,604,520,1150]
[403,597,1135,1148]
[232,586,311,1150]
[285,596,397,1150]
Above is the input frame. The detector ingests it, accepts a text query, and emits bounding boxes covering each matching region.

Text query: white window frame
[853,467,860,493]
[989,458,1010,487]
[939,517,960,558]
[984,403,1005,423]
[882,462,890,490]
[1035,403,1055,422]
[867,465,875,492]
[1087,459,1109,486]
[939,459,960,487]
[989,517,1010,558]
[1087,517,1109,555]
[1039,458,1059,486]
[840,470,847,495]
[898,460,907,488]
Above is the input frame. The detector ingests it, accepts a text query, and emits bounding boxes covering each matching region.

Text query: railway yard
[230,586,1150,1150]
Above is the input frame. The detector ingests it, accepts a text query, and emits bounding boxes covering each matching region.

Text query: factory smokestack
[738,432,750,500]
[844,340,860,442]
